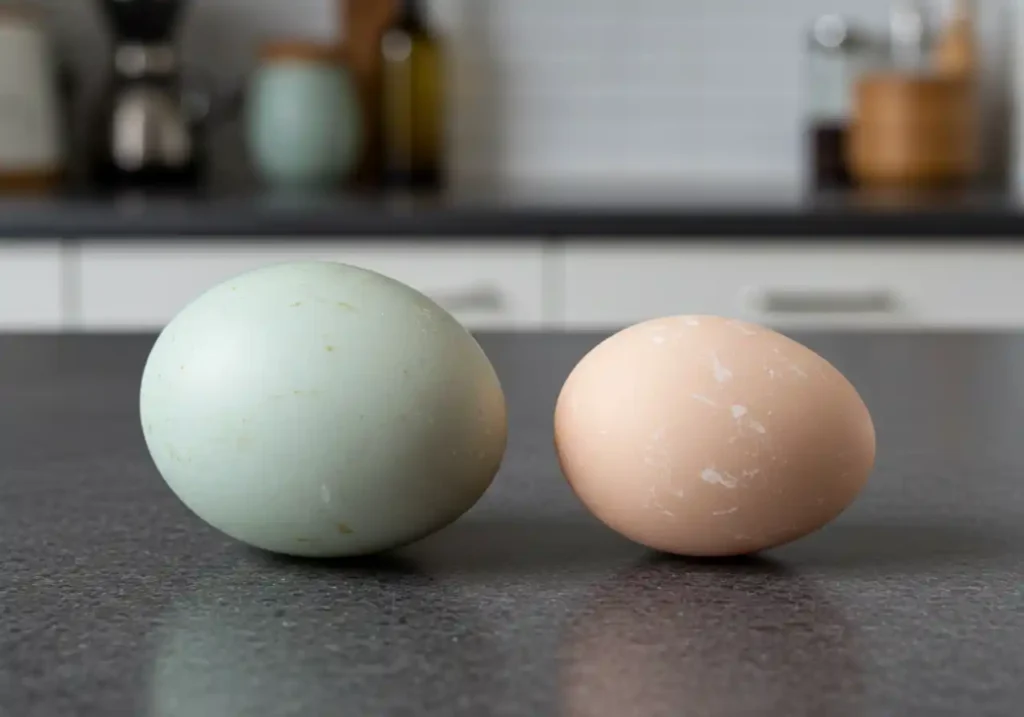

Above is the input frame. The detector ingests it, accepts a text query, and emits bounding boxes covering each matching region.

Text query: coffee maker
[91,0,205,190]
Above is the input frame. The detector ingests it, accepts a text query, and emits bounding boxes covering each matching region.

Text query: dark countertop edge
[4,206,1024,240]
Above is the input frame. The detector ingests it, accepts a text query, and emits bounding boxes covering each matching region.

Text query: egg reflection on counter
[144,561,504,716]
[140,261,508,558]
[554,315,876,557]
[558,558,864,717]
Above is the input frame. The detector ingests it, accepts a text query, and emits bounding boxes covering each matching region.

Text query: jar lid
[260,39,346,64]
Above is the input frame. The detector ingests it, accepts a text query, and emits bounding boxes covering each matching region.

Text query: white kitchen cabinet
[0,242,62,331]
[561,242,1024,331]
[73,240,549,331]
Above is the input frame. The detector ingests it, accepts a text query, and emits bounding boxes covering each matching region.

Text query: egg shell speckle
[140,261,508,557]
[554,315,876,557]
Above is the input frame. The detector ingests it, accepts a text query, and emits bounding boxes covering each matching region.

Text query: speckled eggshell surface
[140,261,507,558]
[554,315,875,557]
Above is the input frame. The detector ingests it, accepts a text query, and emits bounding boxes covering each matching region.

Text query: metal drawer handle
[428,285,507,313]
[750,288,898,315]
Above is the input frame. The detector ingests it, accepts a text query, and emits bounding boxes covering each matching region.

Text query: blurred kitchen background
[2,0,1024,335]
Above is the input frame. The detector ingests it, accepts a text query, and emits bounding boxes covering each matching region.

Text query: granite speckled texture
[1,332,1023,717]
[2,188,1024,239]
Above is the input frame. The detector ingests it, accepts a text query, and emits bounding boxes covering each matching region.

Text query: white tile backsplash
[25,0,1015,188]
[440,0,1010,186]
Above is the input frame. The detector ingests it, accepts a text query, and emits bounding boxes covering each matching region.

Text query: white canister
[0,9,65,191]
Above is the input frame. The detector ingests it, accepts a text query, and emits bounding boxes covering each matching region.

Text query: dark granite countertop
[2,332,1023,716]
[3,184,1024,239]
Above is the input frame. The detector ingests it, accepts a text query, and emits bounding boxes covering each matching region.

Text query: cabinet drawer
[563,243,1024,330]
[0,242,62,331]
[75,240,547,331]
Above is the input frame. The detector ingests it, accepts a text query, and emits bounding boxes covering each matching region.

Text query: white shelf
[561,242,1024,331]
[71,240,549,332]
[0,242,63,332]
[2,238,1022,334]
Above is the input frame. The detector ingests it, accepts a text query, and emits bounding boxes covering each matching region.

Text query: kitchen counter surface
[2,185,1024,239]
[2,332,1023,716]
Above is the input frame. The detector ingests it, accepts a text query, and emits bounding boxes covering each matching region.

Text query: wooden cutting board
[933,0,977,80]
[341,0,398,187]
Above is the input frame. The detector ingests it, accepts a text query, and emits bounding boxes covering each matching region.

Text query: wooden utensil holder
[848,73,977,188]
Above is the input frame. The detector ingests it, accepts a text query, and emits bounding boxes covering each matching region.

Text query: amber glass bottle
[379,0,444,190]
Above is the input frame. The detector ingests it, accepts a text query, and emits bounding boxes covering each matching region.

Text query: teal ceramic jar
[247,43,362,190]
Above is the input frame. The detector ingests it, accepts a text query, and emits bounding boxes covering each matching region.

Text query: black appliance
[91,0,207,190]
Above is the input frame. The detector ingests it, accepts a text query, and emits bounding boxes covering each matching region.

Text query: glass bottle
[805,15,871,190]
[379,0,445,190]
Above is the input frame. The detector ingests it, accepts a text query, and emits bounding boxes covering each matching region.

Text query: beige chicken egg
[554,315,876,557]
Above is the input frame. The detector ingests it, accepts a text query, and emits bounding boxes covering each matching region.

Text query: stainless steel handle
[428,285,506,313]
[749,288,898,315]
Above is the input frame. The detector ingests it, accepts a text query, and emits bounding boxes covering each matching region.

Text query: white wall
[437,0,1013,187]
[27,0,1016,188]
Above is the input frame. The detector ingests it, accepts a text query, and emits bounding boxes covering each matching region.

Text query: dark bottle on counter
[805,15,870,191]
[379,0,445,191]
